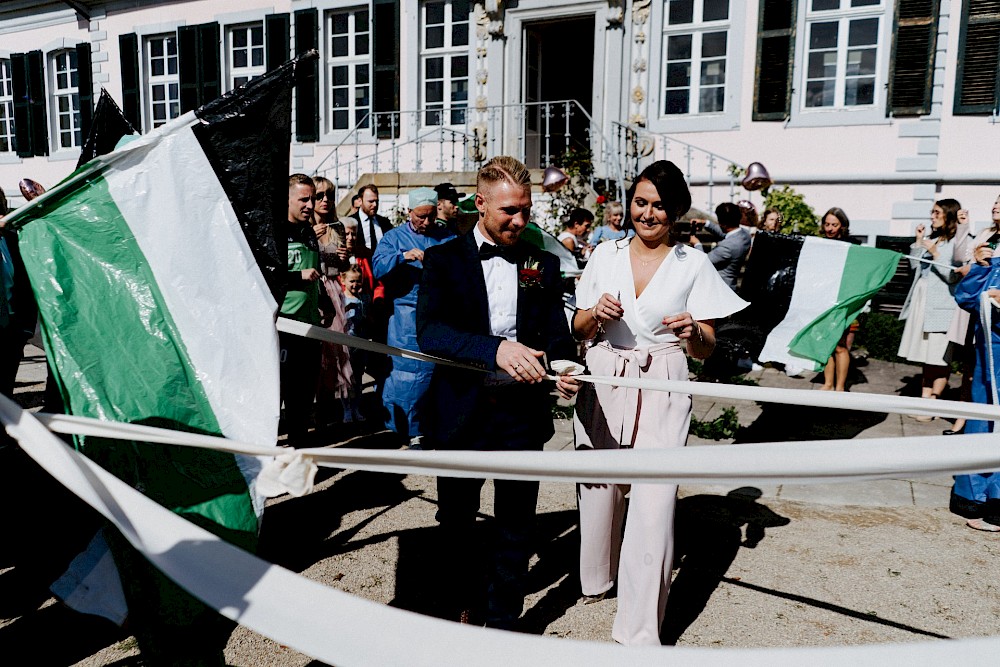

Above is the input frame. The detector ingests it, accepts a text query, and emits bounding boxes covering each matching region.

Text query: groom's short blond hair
[477,155,530,193]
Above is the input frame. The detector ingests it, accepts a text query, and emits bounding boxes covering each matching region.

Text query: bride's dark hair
[622,160,691,232]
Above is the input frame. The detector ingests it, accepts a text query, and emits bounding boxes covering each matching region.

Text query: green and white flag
[757,236,900,371]
[521,222,579,274]
[8,112,280,542]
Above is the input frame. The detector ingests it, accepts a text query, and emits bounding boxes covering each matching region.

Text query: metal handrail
[312,100,627,204]
[611,121,745,211]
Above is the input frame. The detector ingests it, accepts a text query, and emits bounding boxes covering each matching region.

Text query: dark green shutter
[954,0,1000,115]
[199,22,221,105]
[753,0,796,121]
[119,33,141,129]
[887,0,940,117]
[76,42,94,139]
[178,22,221,113]
[373,0,400,138]
[11,50,48,157]
[265,13,291,73]
[294,8,319,142]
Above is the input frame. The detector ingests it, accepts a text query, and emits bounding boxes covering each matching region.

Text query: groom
[416,155,580,629]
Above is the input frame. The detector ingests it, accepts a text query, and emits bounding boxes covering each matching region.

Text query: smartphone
[988,233,1000,250]
[674,220,693,236]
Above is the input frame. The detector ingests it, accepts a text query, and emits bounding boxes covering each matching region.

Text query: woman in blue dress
[952,230,1000,531]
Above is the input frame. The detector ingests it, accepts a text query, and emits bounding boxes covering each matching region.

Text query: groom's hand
[496,341,546,383]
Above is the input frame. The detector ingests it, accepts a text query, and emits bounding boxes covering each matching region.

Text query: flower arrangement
[518,260,543,288]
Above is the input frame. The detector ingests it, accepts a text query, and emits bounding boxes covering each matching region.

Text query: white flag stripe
[105,120,280,496]
[757,237,850,370]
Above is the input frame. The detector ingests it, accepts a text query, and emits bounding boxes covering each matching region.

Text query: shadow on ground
[661,488,790,644]
[735,402,887,443]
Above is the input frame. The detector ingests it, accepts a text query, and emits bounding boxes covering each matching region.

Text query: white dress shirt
[358,211,385,249]
[474,225,519,385]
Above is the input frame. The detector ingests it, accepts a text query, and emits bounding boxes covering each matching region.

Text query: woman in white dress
[897,199,963,418]
[571,160,748,645]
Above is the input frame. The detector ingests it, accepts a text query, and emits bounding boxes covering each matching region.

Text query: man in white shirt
[350,183,393,255]
[416,155,579,630]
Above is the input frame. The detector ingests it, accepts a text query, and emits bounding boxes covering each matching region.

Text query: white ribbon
[6,396,1000,664]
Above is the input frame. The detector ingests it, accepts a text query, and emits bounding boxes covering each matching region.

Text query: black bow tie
[479,242,516,263]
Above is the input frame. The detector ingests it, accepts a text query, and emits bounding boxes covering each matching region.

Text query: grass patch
[690,406,740,440]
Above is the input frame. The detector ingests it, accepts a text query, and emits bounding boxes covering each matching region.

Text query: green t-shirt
[281,241,320,324]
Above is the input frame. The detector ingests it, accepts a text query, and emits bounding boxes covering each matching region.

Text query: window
[420,0,470,126]
[50,49,81,149]
[802,0,883,110]
[146,34,180,130]
[662,0,730,115]
[0,59,14,153]
[327,7,371,131]
[228,23,265,89]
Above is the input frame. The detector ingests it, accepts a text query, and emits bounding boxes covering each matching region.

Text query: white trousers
[574,342,691,646]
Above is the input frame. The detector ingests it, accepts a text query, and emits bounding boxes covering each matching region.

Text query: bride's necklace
[631,245,668,267]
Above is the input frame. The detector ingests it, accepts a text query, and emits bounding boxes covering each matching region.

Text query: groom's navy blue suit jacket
[416,232,576,448]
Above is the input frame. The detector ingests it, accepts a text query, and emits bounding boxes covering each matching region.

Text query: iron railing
[313,100,626,204]
[612,122,745,212]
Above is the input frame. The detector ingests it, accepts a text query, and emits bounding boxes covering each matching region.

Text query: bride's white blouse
[575,238,749,348]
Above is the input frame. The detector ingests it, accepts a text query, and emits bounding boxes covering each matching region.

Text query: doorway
[523,16,594,168]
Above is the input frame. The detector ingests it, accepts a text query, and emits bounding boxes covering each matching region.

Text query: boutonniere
[518,259,543,288]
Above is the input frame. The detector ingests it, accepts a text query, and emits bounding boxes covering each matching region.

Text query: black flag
[76,89,137,169]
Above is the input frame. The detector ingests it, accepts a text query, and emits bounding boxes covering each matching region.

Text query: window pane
[234,50,247,69]
[700,86,725,112]
[355,85,369,106]
[356,34,369,55]
[451,78,468,102]
[169,83,178,99]
[356,64,369,84]
[846,48,876,76]
[70,70,78,88]
[845,77,875,105]
[701,60,725,86]
[234,30,247,48]
[665,89,690,114]
[426,81,444,103]
[234,76,249,88]
[703,0,729,21]
[58,96,69,112]
[851,0,879,5]
[168,57,177,75]
[453,23,468,46]
[60,113,70,129]
[451,107,466,125]
[153,84,165,101]
[808,51,837,78]
[426,2,445,24]
[452,55,468,78]
[57,72,68,89]
[667,34,693,60]
[333,65,348,86]
[702,31,727,58]
[333,109,348,129]
[167,37,177,56]
[668,0,694,25]
[333,13,348,34]
[806,79,835,106]
[666,62,691,87]
[426,57,444,79]
[252,49,263,67]
[810,22,838,49]
[356,10,369,27]
[453,1,470,17]
[427,26,444,49]
[812,0,840,9]
[252,26,263,45]
[333,35,348,57]
[333,87,349,107]
[848,18,878,47]
[151,40,163,57]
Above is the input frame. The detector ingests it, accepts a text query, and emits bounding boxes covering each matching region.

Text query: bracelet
[591,306,605,334]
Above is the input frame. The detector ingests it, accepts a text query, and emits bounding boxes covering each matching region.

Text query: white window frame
[660,0,731,117]
[227,22,266,91]
[0,58,14,154]
[49,49,81,151]
[144,33,181,131]
[419,0,471,128]
[325,6,373,135]
[786,0,893,126]
[647,1,745,134]
[801,0,884,111]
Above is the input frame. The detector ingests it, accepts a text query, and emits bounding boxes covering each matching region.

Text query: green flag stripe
[20,175,257,540]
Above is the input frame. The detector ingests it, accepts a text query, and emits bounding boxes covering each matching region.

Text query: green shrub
[763,185,818,236]
[690,407,740,440]
[856,311,906,362]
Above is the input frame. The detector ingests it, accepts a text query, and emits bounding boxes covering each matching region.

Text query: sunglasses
[315,191,334,200]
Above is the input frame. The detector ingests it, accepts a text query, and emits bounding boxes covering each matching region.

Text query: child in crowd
[340,264,370,422]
